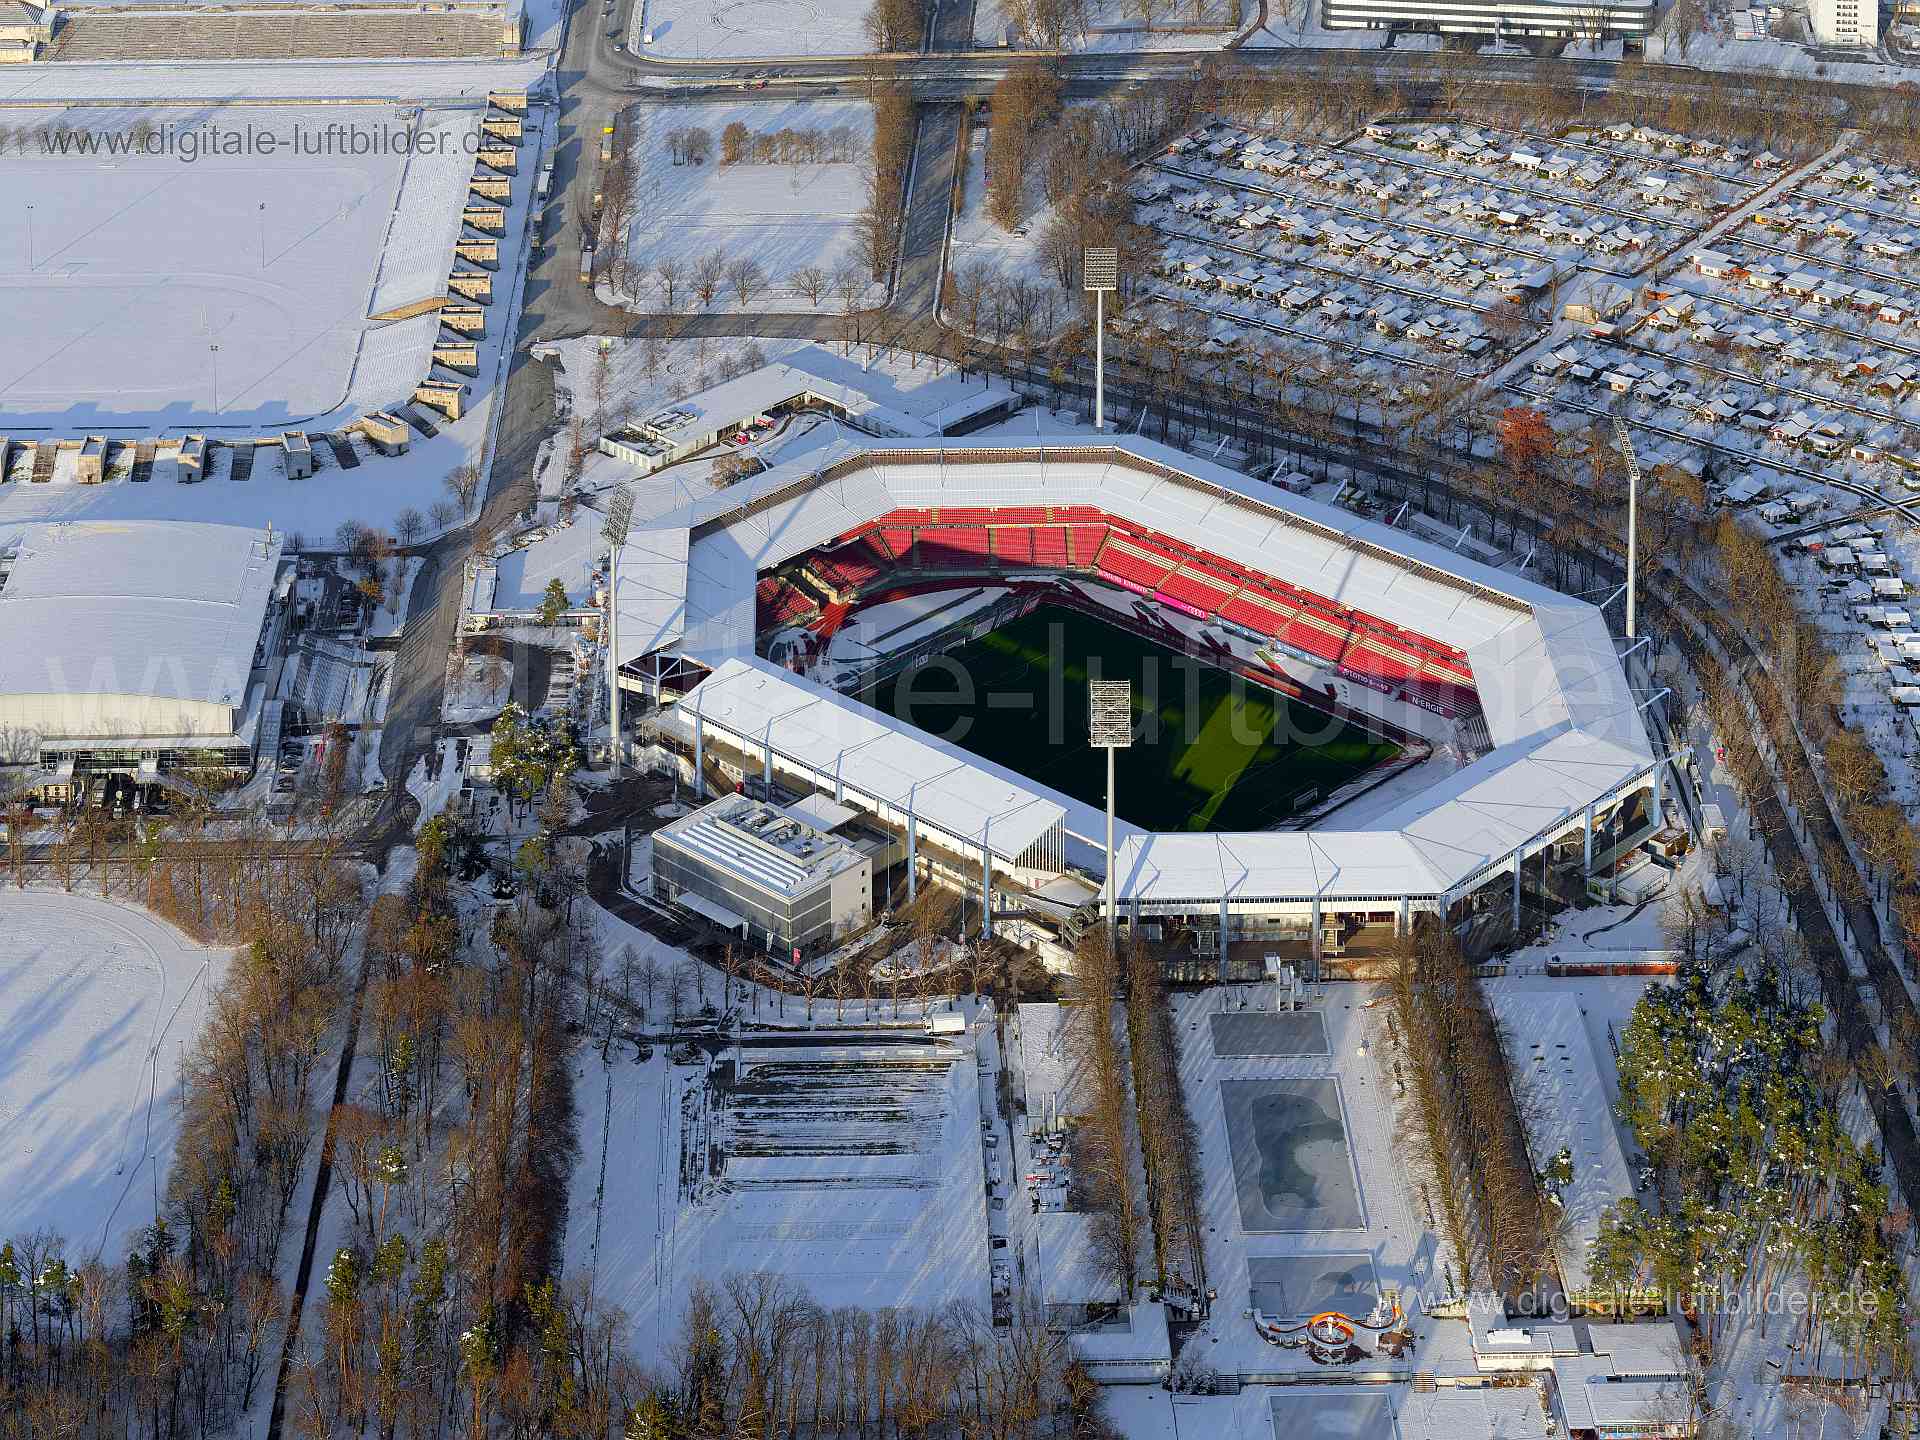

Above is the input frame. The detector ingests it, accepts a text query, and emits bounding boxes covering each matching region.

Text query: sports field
[856,605,1399,832]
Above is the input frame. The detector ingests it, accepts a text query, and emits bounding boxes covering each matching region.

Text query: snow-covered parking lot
[0,103,476,431]
[0,891,229,1261]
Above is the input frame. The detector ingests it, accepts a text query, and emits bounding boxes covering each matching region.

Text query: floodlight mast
[1089,679,1133,933]
[603,483,637,779]
[1084,248,1118,432]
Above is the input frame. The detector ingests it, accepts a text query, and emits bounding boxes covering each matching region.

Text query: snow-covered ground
[631,0,869,60]
[974,0,1240,50]
[609,101,884,313]
[943,127,1064,319]
[0,104,472,430]
[442,653,515,723]
[564,993,995,1368]
[0,890,230,1262]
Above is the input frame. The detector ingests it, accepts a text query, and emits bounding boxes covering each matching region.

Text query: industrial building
[651,791,876,959]
[0,521,289,790]
[1320,0,1654,40]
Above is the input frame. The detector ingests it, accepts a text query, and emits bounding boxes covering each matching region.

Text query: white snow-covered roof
[627,433,1652,905]
[0,520,281,712]
[670,656,1066,863]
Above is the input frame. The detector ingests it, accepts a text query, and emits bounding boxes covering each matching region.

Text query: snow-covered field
[0,891,229,1262]
[632,0,869,60]
[974,0,1240,49]
[613,101,883,312]
[0,104,472,430]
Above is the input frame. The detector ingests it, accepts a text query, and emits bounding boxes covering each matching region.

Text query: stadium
[616,435,1664,971]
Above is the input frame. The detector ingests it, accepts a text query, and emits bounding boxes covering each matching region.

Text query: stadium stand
[772,504,1481,720]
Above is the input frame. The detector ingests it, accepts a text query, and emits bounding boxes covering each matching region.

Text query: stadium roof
[0,520,282,711]
[667,656,1067,864]
[630,433,1654,905]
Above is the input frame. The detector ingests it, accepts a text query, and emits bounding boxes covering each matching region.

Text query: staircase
[228,441,256,483]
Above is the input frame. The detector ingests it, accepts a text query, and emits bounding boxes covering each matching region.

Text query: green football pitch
[856,605,1401,832]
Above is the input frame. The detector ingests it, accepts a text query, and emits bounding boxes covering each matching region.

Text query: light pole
[24,203,33,270]
[1083,246,1117,431]
[602,482,637,779]
[209,342,220,414]
[1089,679,1132,933]
[258,202,267,270]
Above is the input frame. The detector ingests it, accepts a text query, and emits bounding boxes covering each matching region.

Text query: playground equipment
[1252,1290,1411,1363]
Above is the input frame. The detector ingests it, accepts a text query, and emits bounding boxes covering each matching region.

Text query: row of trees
[1382,918,1550,1298]
[287,802,592,1437]
[1121,940,1206,1305]
[1060,932,1143,1303]
[858,87,916,289]
[632,1278,1113,1440]
[718,121,861,168]
[0,820,366,1434]
[983,64,1062,232]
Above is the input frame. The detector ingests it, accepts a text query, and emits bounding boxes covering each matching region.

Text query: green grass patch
[855,605,1399,832]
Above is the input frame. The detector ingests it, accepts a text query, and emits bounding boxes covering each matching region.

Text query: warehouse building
[651,791,875,960]
[0,521,289,787]
[1321,0,1654,40]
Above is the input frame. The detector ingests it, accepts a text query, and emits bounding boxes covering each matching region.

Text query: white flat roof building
[652,790,873,957]
[1321,0,1653,36]
[0,521,284,763]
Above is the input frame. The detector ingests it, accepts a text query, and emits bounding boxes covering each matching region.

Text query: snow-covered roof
[626,434,1652,905]
[669,656,1066,863]
[0,520,282,712]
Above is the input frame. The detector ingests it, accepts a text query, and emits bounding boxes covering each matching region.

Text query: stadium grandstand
[617,436,1662,966]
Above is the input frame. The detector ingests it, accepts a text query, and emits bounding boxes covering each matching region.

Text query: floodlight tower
[603,482,637,779]
[1083,247,1118,431]
[1611,413,1640,640]
[1089,679,1133,932]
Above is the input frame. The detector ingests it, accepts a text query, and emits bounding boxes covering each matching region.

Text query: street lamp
[602,481,637,779]
[1083,246,1117,431]
[1089,678,1132,932]
[209,342,220,414]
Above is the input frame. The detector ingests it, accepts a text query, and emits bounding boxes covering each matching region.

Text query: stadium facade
[616,437,1661,965]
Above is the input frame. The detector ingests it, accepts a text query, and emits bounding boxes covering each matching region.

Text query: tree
[537,577,569,627]
[861,0,926,50]
[1497,405,1555,474]
[654,255,684,312]
[789,264,829,307]
[726,256,766,307]
[692,250,727,309]
[720,120,751,166]
[445,463,482,512]
[394,506,425,547]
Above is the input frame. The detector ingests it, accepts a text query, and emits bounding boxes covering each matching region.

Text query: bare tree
[789,264,829,307]
[726,256,767,307]
[692,250,728,309]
